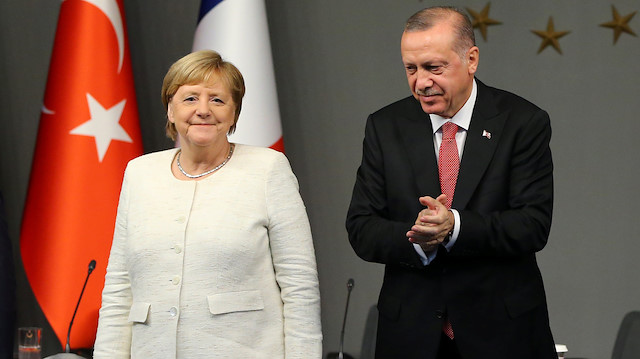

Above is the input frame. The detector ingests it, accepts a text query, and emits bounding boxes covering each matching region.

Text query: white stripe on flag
[193,0,283,149]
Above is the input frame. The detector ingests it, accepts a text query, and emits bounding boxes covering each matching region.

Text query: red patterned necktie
[438,122,459,339]
[439,122,460,209]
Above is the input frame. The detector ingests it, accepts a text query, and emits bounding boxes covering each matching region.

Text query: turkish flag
[20,0,142,350]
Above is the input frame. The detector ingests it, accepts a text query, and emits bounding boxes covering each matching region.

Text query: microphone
[326,278,355,359]
[42,261,96,359]
[65,260,96,353]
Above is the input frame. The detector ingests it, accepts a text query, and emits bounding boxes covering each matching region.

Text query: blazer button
[435,310,445,319]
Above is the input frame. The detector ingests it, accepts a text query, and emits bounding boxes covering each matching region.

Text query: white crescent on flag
[78,0,125,72]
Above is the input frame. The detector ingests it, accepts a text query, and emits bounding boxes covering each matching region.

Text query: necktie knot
[442,122,458,140]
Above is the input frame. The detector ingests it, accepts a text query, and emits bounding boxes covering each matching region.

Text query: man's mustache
[416,88,443,96]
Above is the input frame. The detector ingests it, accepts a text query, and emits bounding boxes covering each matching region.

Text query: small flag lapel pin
[482,130,492,139]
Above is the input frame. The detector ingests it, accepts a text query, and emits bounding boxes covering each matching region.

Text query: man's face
[401,22,478,118]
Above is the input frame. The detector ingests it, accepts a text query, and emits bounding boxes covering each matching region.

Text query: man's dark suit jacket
[346,80,557,359]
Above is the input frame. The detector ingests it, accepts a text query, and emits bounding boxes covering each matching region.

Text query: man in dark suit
[0,191,16,359]
[346,6,556,359]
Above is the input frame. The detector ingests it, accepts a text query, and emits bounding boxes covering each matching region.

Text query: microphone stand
[326,279,355,359]
[44,260,96,359]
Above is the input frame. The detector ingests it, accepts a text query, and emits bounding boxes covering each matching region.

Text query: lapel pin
[482,130,492,139]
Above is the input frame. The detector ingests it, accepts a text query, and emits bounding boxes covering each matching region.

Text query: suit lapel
[453,80,506,209]
[399,99,441,197]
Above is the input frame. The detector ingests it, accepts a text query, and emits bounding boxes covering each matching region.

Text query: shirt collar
[430,79,477,134]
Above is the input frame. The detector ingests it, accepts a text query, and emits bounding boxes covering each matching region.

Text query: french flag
[193,0,285,152]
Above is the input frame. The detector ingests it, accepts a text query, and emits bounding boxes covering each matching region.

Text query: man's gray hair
[405,6,476,59]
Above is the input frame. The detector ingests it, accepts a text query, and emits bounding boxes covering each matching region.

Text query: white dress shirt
[414,79,478,265]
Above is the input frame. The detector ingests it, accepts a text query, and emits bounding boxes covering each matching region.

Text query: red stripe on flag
[269,136,285,153]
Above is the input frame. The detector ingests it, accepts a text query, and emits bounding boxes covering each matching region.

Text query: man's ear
[467,46,479,75]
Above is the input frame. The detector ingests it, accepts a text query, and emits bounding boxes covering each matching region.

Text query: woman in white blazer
[93,50,322,359]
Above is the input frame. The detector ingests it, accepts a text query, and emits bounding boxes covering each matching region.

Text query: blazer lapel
[453,80,506,209]
[399,98,441,197]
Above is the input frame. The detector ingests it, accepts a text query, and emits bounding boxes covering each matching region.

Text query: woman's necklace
[176,144,234,179]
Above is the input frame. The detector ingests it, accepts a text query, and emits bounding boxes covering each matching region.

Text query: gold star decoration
[531,17,570,54]
[600,5,637,44]
[466,2,502,41]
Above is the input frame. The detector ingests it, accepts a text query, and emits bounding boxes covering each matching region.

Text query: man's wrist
[444,209,456,245]
[444,229,453,244]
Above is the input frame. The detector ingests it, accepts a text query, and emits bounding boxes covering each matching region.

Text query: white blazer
[94,145,322,359]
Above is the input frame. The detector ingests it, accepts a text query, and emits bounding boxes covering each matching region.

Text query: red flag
[20,0,142,349]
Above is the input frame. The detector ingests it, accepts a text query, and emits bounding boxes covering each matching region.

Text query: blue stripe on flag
[198,0,224,23]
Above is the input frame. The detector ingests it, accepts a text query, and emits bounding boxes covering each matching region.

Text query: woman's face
[168,76,236,148]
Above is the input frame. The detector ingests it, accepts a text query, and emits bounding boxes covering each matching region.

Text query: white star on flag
[70,93,133,162]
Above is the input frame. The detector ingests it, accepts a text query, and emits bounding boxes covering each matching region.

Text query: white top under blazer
[93,144,322,359]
